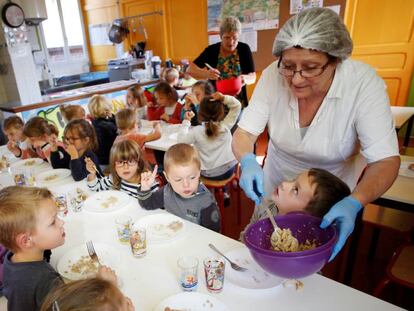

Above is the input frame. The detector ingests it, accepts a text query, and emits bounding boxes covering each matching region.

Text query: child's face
[115,159,139,182]
[5,127,23,142]
[64,129,89,153]
[29,135,49,148]
[271,171,316,215]
[126,91,136,107]
[154,92,172,107]
[165,163,200,198]
[192,86,205,104]
[30,198,66,251]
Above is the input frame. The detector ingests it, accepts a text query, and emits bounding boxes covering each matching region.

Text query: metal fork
[208,243,248,272]
[86,240,101,266]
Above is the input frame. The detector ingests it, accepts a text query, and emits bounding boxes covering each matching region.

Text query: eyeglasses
[64,136,82,142]
[115,160,138,167]
[277,58,331,78]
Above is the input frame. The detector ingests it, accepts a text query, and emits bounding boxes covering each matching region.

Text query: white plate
[224,248,283,290]
[83,190,131,213]
[9,158,45,169]
[399,161,414,178]
[56,243,120,281]
[37,169,71,184]
[135,213,185,244]
[154,292,229,311]
[168,132,178,141]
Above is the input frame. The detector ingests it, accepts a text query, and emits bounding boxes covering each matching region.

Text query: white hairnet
[273,7,353,60]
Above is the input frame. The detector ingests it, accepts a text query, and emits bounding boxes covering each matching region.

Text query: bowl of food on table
[244,212,337,279]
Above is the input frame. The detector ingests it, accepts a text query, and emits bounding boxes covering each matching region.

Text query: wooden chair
[201,173,241,233]
[373,244,414,297]
[362,204,414,261]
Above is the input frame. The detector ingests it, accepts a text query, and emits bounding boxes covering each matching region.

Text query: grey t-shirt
[3,251,63,311]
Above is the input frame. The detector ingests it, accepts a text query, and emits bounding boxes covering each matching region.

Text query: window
[42,0,87,62]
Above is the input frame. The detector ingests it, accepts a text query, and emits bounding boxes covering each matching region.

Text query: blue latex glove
[320,195,363,261]
[239,153,265,205]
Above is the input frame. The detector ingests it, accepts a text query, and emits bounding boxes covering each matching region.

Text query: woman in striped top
[85,140,158,198]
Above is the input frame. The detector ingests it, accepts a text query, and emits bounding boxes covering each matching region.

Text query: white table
[391,106,414,147]
[143,123,181,152]
[373,155,414,213]
[44,181,403,311]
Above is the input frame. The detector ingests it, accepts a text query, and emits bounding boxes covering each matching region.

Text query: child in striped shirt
[85,140,158,198]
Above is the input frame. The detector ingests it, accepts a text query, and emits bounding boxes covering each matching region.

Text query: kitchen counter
[0,79,158,113]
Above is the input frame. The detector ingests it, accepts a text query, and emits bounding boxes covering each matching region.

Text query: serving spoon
[265,207,299,252]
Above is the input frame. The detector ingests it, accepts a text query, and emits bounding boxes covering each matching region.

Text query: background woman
[187,16,256,106]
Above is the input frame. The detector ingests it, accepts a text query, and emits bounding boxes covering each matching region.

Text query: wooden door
[120,0,167,60]
[345,0,414,105]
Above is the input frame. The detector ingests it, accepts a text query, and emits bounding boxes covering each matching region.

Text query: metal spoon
[208,243,248,272]
[265,207,299,252]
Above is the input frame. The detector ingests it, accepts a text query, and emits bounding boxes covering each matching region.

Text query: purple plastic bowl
[244,213,337,279]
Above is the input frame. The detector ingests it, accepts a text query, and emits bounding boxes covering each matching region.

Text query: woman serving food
[232,7,400,260]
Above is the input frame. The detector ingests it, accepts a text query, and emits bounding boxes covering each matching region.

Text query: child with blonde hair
[115,108,161,147]
[59,104,86,123]
[148,82,182,124]
[23,117,64,163]
[50,119,102,181]
[40,277,134,311]
[178,92,241,180]
[88,94,118,166]
[162,67,180,88]
[126,84,148,120]
[86,140,158,198]
[139,143,220,232]
[3,115,36,159]
[0,186,119,311]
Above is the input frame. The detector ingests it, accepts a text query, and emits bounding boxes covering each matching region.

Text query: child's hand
[184,110,195,121]
[85,157,97,178]
[152,122,161,132]
[160,113,170,122]
[140,165,158,191]
[49,135,58,152]
[97,265,117,286]
[185,93,197,106]
[66,144,79,159]
[7,140,20,156]
[211,92,225,102]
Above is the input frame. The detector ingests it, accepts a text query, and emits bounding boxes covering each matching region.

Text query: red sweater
[147,102,182,124]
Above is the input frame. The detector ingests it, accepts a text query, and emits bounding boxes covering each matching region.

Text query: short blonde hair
[115,108,137,131]
[163,68,179,84]
[164,143,201,172]
[88,95,112,119]
[60,104,86,123]
[220,16,241,37]
[0,186,53,252]
[3,115,24,132]
[40,278,125,311]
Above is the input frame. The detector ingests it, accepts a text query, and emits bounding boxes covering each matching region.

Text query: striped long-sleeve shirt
[87,175,159,199]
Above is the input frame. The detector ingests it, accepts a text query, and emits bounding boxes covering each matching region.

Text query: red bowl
[244,213,337,279]
[216,76,242,96]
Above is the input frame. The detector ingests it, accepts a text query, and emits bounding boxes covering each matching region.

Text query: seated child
[139,143,220,232]
[240,168,351,240]
[23,117,64,163]
[59,104,86,123]
[126,84,148,120]
[178,92,241,180]
[147,81,182,124]
[180,80,215,126]
[0,186,65,311]
[86,140,158,199]
[162,67,180,89]
[3,115,36,159]
[114,108,161,148]
[88,94,118,166]
[50,119,102,181]
[40,276,133,311]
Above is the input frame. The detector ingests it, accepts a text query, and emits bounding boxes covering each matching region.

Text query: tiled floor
[145,131,414,310]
